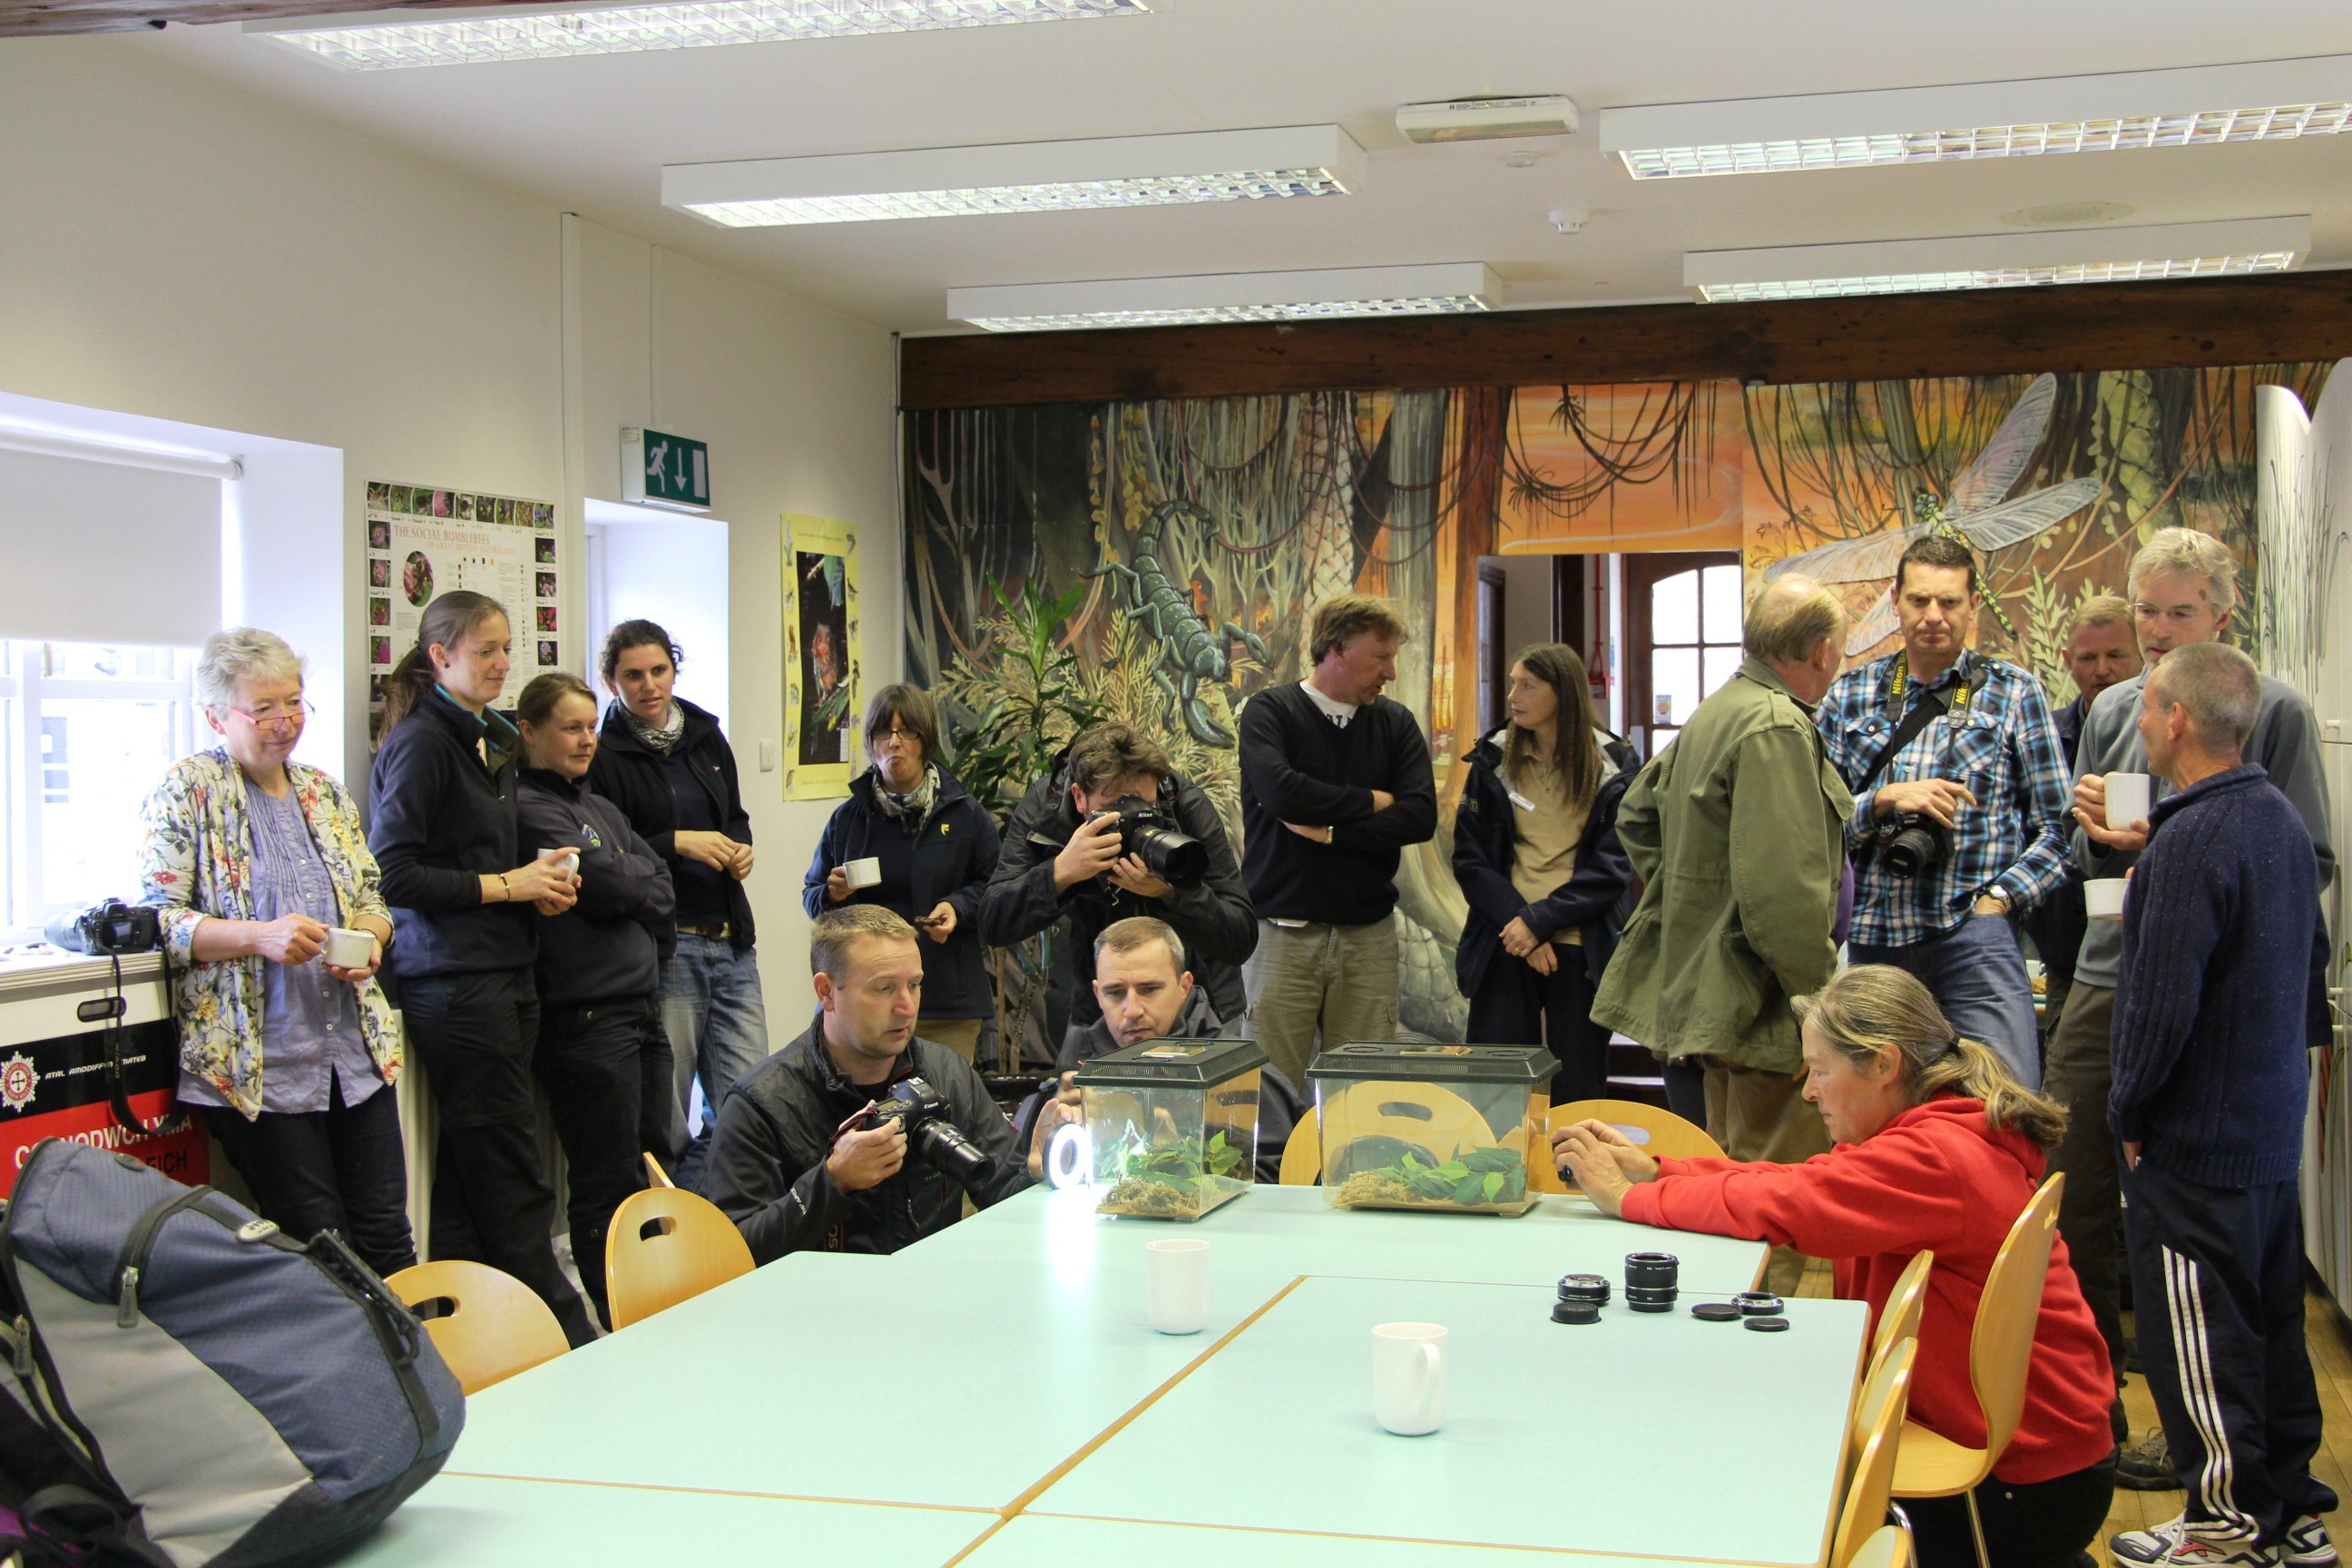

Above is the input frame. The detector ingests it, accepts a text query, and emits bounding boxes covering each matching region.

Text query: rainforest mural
[904,363,2333,1051]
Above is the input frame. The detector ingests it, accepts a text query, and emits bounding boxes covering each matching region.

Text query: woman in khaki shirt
[1450,644,1634,1102]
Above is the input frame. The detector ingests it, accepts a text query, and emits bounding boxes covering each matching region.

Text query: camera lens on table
[1735,1292,1785,1317]
[1556,1273,1611,1307]
[1623,1284,1679,1314]
[1623,1251,1680,1290]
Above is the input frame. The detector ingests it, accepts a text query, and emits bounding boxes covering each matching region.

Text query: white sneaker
[2111,1516,2279,1566]
[2284,1515,2337,1568]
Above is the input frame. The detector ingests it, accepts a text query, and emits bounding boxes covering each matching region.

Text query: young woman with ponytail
[1553,965,2115,1568]
[368,591,597,1345]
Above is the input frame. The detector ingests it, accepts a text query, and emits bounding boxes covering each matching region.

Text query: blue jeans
[1851,913,2042,1090]
[658,935,770,1187]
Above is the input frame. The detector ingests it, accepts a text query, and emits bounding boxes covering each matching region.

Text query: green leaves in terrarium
[1332,1144,1528,1210]
[1099,1132,1249,1218]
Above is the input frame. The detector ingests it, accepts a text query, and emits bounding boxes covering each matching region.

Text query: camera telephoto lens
[911,1120,989,1184]
[1882,814,1949,878]
[1105,797,1208,887]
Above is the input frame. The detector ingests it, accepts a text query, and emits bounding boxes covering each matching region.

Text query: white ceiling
[116,0,2352,333]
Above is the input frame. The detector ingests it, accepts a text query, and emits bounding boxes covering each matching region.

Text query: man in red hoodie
[1557,965,2114,1568]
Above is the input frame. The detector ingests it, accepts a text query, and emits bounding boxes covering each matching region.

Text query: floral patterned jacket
[137,748,400,1119]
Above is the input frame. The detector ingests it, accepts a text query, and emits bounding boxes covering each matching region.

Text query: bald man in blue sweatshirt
[2107,643,2336,1568]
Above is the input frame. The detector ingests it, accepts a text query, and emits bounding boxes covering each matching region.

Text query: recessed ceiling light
[664,126,1366,227]
[247,0,1145,70]
[1396,95,1580,144]
[2002,201,2135,228]
[1599,56,2352,178]
[1682,216,2308,302]
[947,264,1498,331]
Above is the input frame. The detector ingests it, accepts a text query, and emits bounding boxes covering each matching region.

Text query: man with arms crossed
[2061,528,2332,1484]
[1237,594,1436,1086]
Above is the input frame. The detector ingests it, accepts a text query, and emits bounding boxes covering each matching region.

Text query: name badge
[1507,790,1536,811]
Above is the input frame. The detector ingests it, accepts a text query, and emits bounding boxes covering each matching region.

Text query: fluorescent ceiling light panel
[248,0,1145,70]
[1600,55,2352,178]
[664,126,1365,226]
[1683,217,2308,302]
[948,263,1499,331]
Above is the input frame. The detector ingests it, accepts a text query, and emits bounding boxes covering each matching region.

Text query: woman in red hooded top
[1554,965,2115,1568]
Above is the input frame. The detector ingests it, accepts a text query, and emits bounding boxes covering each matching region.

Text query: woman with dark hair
[515,672,674,1328]
[1555,965,2116,1568]
[587,619,767,1184]
[1450,643,1632,1102]
[368,591,595,1344]
[802,684,1002,1064]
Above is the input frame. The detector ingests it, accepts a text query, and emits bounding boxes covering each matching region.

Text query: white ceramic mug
[2084,878,2129,922]
[1371,1321,1448,1436]
[1145,1238,1210,1335]
[2104,772,2153,832]
[539,846,581,877]
[322,927,374,969]
[845,858,883,891]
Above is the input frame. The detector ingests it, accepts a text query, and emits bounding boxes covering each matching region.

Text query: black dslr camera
[44,899,161,956]
[1093,796,1207,887]
[1878,813,1951,878]
[856,1076,988,1183]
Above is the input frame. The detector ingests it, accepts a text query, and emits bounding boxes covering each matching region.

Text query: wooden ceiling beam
[897,269,2352,410]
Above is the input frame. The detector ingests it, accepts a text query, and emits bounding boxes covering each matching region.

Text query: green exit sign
[622,426,711,512]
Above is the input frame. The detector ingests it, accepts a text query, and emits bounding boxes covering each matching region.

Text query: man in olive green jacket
[1594,577,1853,1290]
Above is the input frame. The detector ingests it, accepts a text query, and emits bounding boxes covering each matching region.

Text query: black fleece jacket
[703,1016,1031,1261]
[587,698,757,953]
[1450,725,1633,999]
[978,751,1256,1025]
[516,766,676,1004]
[802,769,1000,1020]
[368,689,533,978]
[1236,682,1436,924]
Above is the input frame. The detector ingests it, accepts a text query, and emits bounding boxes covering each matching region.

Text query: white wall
[0,40,897,1027]
[1498,555,1554,663]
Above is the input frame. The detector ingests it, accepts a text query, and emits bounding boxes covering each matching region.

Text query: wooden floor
[2092,1289,2352,1565]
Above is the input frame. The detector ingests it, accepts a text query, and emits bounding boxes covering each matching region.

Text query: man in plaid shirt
[1817,535,2073,1090]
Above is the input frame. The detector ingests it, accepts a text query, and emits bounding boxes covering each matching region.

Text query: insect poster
[363,482,558,743]
[781,513,859,800]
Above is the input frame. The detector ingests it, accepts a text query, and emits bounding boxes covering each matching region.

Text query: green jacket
[1592,658,1853,1073]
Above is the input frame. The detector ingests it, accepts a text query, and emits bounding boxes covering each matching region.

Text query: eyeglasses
[871,727,921,749]
[221,699,314,730]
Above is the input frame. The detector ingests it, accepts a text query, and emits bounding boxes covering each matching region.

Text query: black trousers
[203,1073,416,1278]
[1906,1452,2117,1568]
[398,966,597,1348]
[2122,1159,2336,1545]
[536,995,666,1328]
[1465,949,1608,1105]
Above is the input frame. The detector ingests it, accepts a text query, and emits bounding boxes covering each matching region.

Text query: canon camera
[855,1075,989,1183]
[1092,795,1208,887]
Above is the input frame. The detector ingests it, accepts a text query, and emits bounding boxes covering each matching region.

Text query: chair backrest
[387,1260,569,1395]
[1848,1295,1924,1480]
[1278,1106,1322,1185]
[1847,1522,1915,1568]
[1318,1080,1520,1191]
[642,1152,675,1189]
[1968,1172,2064,1466]
[1830,1338,1916,1568]
[605,1186,755,1329]
[1870,1250,1936,1384]
[1537,1100,1725,1194]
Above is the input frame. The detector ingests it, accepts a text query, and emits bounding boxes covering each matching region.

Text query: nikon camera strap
[1858,653,1983,794]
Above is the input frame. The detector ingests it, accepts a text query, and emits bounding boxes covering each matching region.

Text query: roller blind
[0,447,222,646]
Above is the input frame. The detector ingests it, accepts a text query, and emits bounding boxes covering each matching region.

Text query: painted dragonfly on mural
[1764,373,2103,655]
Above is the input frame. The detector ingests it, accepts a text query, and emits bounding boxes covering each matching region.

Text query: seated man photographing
[705,905,1045,1261]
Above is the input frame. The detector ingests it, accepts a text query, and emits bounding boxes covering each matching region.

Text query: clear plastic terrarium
[1073,1037,1269,1220]
[1308,1043,1555,1215]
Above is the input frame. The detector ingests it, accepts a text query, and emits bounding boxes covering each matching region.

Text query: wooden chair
[1870,1250,1936,1385]
[605,1186,755,1329]
[1278,1106,1322,1185]
[1831,1338,1916,1568]
[1536,1099,1726,1195]
[1891,1174,2065,1568]
[1848,1306,1922,1482]
[642,1152,675,1189]
[387,1260,569,1395]
[1847,1522,1915,1568]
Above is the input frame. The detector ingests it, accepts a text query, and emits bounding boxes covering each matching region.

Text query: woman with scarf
[587,619,767,1185]
[802,684,1001,1063]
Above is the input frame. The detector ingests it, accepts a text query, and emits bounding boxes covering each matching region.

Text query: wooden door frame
[1622,550,1740,757]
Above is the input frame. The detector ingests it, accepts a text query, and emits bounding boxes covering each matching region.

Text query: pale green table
[962,1514,1764,1568]
[343,1473,995,1566]
[1028,1275,1867,1566]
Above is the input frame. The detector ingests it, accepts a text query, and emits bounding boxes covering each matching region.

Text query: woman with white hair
[137,627,414,1275]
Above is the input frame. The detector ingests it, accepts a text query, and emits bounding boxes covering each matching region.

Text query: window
[2,641,198,936]
[1623,553,1743,757]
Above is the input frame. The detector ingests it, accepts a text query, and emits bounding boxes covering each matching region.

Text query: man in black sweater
[1235,594,1436,1085]
[2108,643,2336,1568]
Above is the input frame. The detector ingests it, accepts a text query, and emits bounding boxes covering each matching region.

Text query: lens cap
[1743,1316,1792,1333]
[1690,1302,1741,1322]
[1734,1292,1785,1317]
[1551,1298,1601,1325]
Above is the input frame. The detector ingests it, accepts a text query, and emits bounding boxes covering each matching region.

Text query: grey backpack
[0,1139,463,1566]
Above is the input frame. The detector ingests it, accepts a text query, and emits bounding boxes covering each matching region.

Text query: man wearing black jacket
[704,906,1041,1260]
[1236,594,1436,1086]
[980,723,1255,1048]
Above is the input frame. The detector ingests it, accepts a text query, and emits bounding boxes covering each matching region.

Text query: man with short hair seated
[1063,916,1300,1181]
[704,905,1042,1260]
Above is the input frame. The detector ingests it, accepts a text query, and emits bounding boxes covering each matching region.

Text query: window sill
[0,947,165,999]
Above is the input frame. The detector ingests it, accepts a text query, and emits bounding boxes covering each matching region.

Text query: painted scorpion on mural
[1084,499,1270,749]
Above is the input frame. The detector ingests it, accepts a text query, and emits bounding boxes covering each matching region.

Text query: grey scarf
[872,762,939,823]
[620,698,686,755]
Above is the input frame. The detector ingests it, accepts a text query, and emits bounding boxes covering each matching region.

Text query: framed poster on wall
[781,513,859,800]
[364,482,558,743]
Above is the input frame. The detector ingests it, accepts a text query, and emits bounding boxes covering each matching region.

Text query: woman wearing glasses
[802,684,1000,1064]
[137,627,414,1275]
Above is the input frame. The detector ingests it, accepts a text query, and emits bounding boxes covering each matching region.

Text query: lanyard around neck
[1886,652,1973,720]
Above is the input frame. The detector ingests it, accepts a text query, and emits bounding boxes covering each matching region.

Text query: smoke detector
[1396,95,1580,143]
